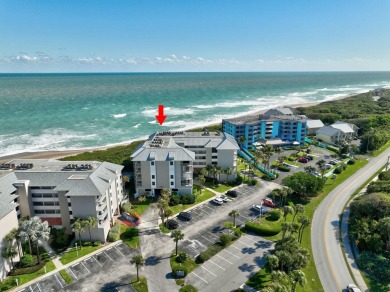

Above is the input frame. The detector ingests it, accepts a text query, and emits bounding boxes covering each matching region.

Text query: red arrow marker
[155,104,167,125]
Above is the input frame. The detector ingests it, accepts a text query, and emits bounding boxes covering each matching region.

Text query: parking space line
[230,245,242,251]
[68,267,78,280]
[202,265,217,277]
[237,240,251,247]
[222,249,240,259]
[72,263,80,267]
[81,261,91,273]
[28,285,33,292]
[114,245,125,256]
[54,273,64,288]
[192,272,208,284]
[208,232,219,239]
[104,251,114,261]
[209,260,226,270]
[93,255,103,267]
[36,283,42,292]
[239,214,251,221]
[201,235,215,244]
[242,235,257,243]
[216,254,233,264]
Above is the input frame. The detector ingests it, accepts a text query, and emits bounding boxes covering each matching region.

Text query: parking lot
[185,233,273,292]
[18,242,137,292]
[176,182,276,258]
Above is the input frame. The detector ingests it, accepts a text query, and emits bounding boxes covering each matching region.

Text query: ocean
[1,72,390,157]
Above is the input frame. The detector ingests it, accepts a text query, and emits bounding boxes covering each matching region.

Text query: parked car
[226,190,238,197]
[166,219,178,230]
[347,284,361,292]
[304,156,313,161]
[324,155,330,159]
[298,157,309,163]
[251,204,263,212]
[263,198,276,208]
[323,163,332,169]
[220,195,229,203]
[212,197,224,205]
[329,160,338,165]
[178,212,192,221]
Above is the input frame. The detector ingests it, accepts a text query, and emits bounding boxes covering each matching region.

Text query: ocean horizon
[1,71,390,157]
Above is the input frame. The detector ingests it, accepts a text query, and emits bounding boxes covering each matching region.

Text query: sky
[1,0,390,72]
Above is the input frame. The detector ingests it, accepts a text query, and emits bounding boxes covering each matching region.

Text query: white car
[347,284,361,292]
[212,197,224,205]
[252,204,262,212]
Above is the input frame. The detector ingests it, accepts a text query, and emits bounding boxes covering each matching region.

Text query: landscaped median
[131,276,148,292]
[59,243,103,265]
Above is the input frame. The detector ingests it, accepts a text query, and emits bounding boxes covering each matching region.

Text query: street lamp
[75,242,79,257]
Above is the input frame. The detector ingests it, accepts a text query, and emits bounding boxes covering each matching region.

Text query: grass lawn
[158,223,171,234]
[59,245,103,265]
[255,213,294,242]
[132,198,153,216]
[373,140,390,156]
[246,268,270,290]
[170,252,199,285]
[203,181,233,193]
[59,269,72,284]
[131,276,148,292]
[170,186,215,215]
[246,158,368,292]
[120,224,140,249]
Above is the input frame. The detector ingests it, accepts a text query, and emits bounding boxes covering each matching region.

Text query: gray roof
[0,172,19,220]
[131,147,195,162]
[264,107,296,116]
[316,126,340,136]
[330,123,354,134]
[307,119,324,129]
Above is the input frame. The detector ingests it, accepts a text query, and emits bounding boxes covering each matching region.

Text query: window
[171,182,174,186]
[69,211,73,215]
[152,182,155,186]
[35,210,44,214]
[170,161,173,165]
[68,203,71,206]
[15,206,19,211]
[151,161,155,166]
[33,202,44,206]
[152,175,155,179]
[170,175,174,179]
[172,189,178,192]
[32,193,42,198]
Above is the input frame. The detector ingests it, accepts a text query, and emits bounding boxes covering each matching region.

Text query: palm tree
[281,222,293,240]
[292,204,304,222]
[238,136,246,148]
[19,219,36,254]
[72,219,85,250]
[197,175,206,196]
[304,166,316,173]
[2,246,18,268]
[264,254,279,273]
[270,270,290,288]
[164,207,174,224]
[275,147,283,160]
[205,165,213,179]
[225,167,233,182]
[130,254,145,282]
[84,216,98,242]
[215,166,222,182]
[262,145,274,170]
[157,196,169,227]
[228,210,239,227]
[283,206,293,222]
[291,222,300,237]
[290,270,307,292]
[297,215,311,243]
[171,230,185,256]
[5,228,22,259]
[316,159,326,177]
[35,219,50,264]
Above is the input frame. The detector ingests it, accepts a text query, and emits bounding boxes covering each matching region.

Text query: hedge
[8,261,46,276]
[196,244,223,263]
[378,170,390,181]
[107,222,121,242]
[245,222,282,236]
[121,202,133,213]
[172,266,189,278]
[267,210,282,221]
[277,165,291,172]
[326,145,339,153]
[169,194,196,206]
[180,285,198,292]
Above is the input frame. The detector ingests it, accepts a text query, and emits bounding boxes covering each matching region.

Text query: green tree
[84,216,98,243]
[2,246,18,268]
[5,228,22,259]
[171,230,185,256]
[72,219,85,250]
[281,222,292,240]
[35,218,50,264]
[228,209,239,227]
[297,215,311,243]
[283,206,293,222]
[238,136,246,148]
[316,159,327,178]
[378,217,390,251]
[290,270,307,292]
[225,167,233,182]
[282,172,325,199]
[264,254,279,273]
[130,254,145,282]
[157,189,171,226]
[19,219,36,254]
[164,207,174,223]
[292,204,304,222]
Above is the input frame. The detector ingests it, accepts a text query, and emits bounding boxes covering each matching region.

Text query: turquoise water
[1,72,390,156]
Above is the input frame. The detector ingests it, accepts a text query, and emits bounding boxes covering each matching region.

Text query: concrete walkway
[12,240,123,292]
[39,239,64,269]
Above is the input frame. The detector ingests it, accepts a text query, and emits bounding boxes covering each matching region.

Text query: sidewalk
[39,239,64,270]
[12,240,123,292]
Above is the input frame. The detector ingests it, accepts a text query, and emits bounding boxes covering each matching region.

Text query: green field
[170,186,215,214]
[59,245,103,265]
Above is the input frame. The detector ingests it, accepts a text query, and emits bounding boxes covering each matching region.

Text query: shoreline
[0,92,359,163]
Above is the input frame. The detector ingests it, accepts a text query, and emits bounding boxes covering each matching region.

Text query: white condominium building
[131,131,239,197]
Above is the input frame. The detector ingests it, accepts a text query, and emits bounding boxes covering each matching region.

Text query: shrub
[176,252,188,263]
[250,179,257,186]
[333,167,343,174]
[172,266,188,278]
[82,241,91,247]
[20,254,34,267]
[107,222,121,242]
[169,194,180,206]
[366,181,390,194]
[121,202,133,213]
[358,251,390,284]
[219,234,233,246]
[196,245,223,263]
[51,227,70,249]
[0,278,17,291]
[180,194,196,205]
[93,241,101,246]
[245,222,281,236]
[347,159,355,165]
[288,156,295,161]
[378,170,390,181]
[180,285,198,292]
[235,175,243,185]
[262,175,273,181]
[277,165,291,172]
[267,210,282,221]
[9,261,46,276]
[326,145,339,153]
[122,227,138,239]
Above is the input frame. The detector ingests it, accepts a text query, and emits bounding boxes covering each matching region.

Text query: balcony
[181,179,193,187]
[181,166,192,173]
[98,207,108,219]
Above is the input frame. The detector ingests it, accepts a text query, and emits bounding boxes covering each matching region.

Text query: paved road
[312,147,390,292]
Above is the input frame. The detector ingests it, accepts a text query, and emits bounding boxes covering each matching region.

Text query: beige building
[0,159,124,245]
[131,131,239,196]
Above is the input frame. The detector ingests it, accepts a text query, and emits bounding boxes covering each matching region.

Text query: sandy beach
[0,92,357,163]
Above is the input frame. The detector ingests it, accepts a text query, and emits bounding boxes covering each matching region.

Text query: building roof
[306,119,324,129]
[264,107,296,116]
[131,131,238,161]
[330,123,355,134]
[316,126,340,136]
[332,121,358,130]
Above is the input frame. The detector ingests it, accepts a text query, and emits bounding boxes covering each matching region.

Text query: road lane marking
[202,265,217,277]
[209,260,226,270]
[54,273,64,288]
[216,254,233,264]
[222,249,240,259]
[192,272,208,284]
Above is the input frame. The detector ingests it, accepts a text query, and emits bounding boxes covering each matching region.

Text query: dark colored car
[166,219,178,230]
[226,190,238,197]
[178,212,192,221]
[298,157,309,163]
[305,156,313,161]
